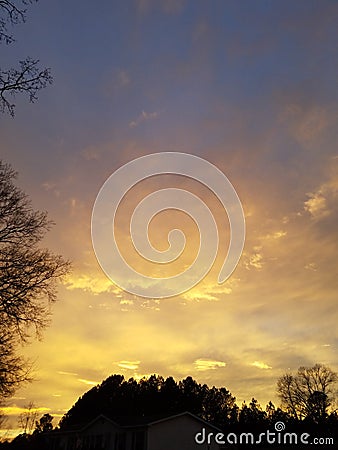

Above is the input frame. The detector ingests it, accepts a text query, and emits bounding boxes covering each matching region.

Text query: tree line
[59,365,338,430]
[1,365,337,448]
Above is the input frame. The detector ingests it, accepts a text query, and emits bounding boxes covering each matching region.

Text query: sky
[1,0,338,438]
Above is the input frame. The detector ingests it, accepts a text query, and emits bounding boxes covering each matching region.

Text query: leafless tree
[18,401,38,434]
[0,161,71,397]
[0,1,52,116]
[277,364,338,421]
[0,329,31,398]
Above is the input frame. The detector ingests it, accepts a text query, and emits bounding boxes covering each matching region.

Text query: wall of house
[49,417,121,450]
[147,415,222,450]
[76,418,118,450]
[49,415,223,450]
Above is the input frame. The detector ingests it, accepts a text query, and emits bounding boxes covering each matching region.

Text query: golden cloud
[77,379,99,386]
[1,406,51,416]
[64,273,121,296]
[194,359,226,371]
[251,361,272,370]
[117,361,141,370]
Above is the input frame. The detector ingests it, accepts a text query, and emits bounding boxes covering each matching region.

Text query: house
[47,411,224,450]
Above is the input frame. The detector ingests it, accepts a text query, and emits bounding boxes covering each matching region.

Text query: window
[132,431,146,450]
[115,432,126,450]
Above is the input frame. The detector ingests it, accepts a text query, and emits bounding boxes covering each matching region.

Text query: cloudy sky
[1,0,338,437]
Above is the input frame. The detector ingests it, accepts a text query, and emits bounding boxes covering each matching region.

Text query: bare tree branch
[0,0,37,44]
[0,328,32,398]
[0,1,52,116]
[277,364,338,422]
[0,161,71,398]
[0,58,52,116]
[18,401,38,434]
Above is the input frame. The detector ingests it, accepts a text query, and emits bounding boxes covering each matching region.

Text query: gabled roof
[80,414,120,431]
[54,411,222,434]
[146,411,222,432]
[51,414,120,436]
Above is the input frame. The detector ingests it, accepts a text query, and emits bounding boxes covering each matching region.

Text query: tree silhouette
[202,386,236,428]
[2,371,338,447]
[34,413,53,433]
[238,398,266,428]
[0,328,30,398]
[17,402,37,435]
[277,364,337,421]
[58,374,237,430]
[0,161,70,398]
[265,400,275,421]
[0,1,52,116]
[307,391,329,423]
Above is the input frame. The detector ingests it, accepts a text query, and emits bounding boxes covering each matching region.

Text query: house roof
[146,411,222,431]
[57,411,222,433]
